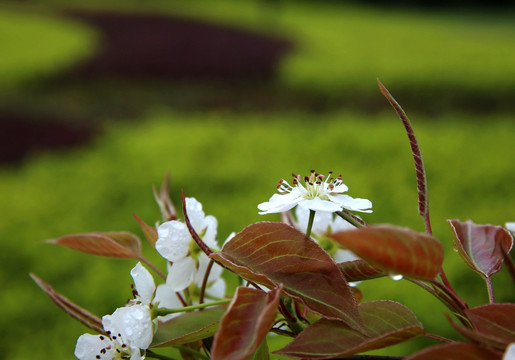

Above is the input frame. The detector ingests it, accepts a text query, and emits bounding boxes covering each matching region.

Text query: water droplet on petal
[389,274,403,281]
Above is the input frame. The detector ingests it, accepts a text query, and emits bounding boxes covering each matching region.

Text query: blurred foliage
[0,8,97,91]
[1,111,514,359]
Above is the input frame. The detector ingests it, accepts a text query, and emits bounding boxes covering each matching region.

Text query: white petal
[156,221,191,262]
[194,253,223,287]
[506,222,515,234]
[75,334,115,360]
[258,192,301,214]
[104,305,153,350]
[331,216,355,232]
[130,262,156,305]
[206,277,226,299]
[330,194,373,213]
[503,343,515,360]
[203,215,219,249]
[154,283,183,309]
[295,206,333,235]
[331,182,349,193]
[129,346,144,360]
[166,256,195,291]
[334,249,360,263]
[185,197,206,233]
[300,198,343,212]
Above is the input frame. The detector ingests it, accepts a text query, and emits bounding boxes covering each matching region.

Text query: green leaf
[275,300,424,359]
[330,225,443,281]
[338,259,385,282]
[448,219,513,279]
[30,273,105,334]
[211,222,362,332]
[211,285,282,360]
[151,306,226,347]
[405,342,502,360]
[47,231,142,258]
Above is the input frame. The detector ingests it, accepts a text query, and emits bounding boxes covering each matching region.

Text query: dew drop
[389,274,403,281]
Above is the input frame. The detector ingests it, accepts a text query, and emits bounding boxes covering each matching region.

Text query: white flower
[504,343,515,360]
[155,197,225,295]
[258,170,372,215]
[506,222,515,234]
[74,305,153,360]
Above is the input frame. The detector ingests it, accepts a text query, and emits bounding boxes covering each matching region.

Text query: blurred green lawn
[1,1,515,359]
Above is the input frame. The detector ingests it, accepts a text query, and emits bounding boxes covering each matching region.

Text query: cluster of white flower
[75,198,225,360]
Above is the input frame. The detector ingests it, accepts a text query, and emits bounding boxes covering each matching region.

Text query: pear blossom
[155,197,225,296]
[258,170,372,215]
[74,305,153,360]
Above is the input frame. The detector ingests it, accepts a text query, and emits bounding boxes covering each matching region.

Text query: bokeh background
[1,0,514,358]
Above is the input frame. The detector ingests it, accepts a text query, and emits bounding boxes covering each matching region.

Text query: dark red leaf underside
[211,222,362,332]
[211,285,282,360]
[465,303,515,349]
[406,342,502,360]
[448,219,513,278]
[330,225,443,281]
[151,306,227,347]
[30,273,104,334]
[48,231,142,258]
[275,300,424,359]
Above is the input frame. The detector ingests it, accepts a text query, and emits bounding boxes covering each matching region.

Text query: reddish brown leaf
[406,342,502,360]
[153,172,177,222]
[133,213,158,247]
[338,259,385,282]
[30,273,105,334]
[330,225,443,281]
[448,219,513,279]
[210,222,362,332]
[211,285,282,360]
[48,231,141,258]
[465,303,515,349]
[275,300,424,359]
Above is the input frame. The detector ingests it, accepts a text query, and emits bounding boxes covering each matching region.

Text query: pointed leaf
[338,259,385,282]
[153,172,177,222]
[133,213,158,247]
[30,273,105,334]
[465,303,515,349]
[275,300,424,359]
[330,225,443,281]
[449,219,513,279]
[406,342,502,360]
[48,231,142,258]
[151,306,226,347]
[211,285,282,360]
[211,222,362,332]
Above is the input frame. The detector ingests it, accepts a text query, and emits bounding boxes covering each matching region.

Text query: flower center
[277,170,344,200]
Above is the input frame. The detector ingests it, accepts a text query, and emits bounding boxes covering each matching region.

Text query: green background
[1,1,514,358]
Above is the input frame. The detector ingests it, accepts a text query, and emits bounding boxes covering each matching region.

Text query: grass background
[1,0,514,359]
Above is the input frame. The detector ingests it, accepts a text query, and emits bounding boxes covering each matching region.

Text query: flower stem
[156,298,231,316]
[173,345,209,360]
[306,210,316,237]
[199,259,215,307]
[336,210,366,228]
